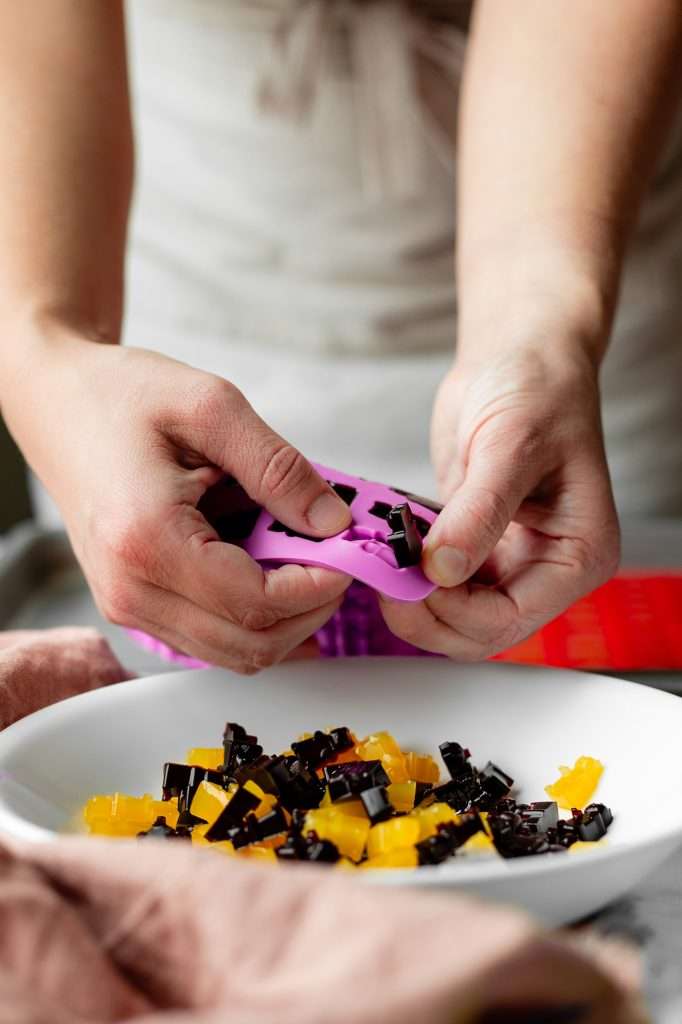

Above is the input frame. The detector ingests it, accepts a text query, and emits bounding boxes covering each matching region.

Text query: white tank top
[126,0,467,356]
[123,0,682,514]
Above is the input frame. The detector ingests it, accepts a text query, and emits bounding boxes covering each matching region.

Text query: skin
[381,0,682,657]
[1,2,681,669]
[0,3,352,673]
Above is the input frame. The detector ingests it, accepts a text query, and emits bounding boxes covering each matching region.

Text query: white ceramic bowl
[0,659,680,925]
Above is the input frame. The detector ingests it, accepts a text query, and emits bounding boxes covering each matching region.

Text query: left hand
[379,344,620,659]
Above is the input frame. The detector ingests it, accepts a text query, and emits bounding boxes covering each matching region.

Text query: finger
[502,533,618,625]
[494,459,620,622]
[125,502,351,628]
[472,523,551,586]
[124,584,343,674]
[422,436,546,589]
[384,524,617,661]
[379,587,517,661]
[417,546,591,660]
[284,637,321,660]
[179,381,352,537]
[478,934,640,1024]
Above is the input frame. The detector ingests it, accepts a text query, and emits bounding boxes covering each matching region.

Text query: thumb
[210,387,352,537]
[423,446,540,588]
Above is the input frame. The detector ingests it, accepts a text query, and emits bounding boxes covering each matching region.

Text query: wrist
[0,320,110,474]
[456,222,619,374]
[448,320,604,435]
[0,314,110,401]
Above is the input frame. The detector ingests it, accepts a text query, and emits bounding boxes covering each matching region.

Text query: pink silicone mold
[237,463,441,601]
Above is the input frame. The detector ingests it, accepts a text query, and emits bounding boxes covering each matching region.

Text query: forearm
[456,0,682,367]
[0,1,132,393]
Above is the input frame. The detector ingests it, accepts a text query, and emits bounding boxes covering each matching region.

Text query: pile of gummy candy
[82,724,613,868]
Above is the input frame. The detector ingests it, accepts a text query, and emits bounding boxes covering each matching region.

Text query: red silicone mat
[494,574,682,670]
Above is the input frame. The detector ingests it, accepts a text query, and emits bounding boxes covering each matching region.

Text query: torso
[123,0,682,513]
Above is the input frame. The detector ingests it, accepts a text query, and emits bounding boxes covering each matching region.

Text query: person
[0,1,681,673]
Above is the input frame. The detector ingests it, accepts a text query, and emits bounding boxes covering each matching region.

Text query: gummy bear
[403,753,440,785]
[185,748,224,770]
[387,781,417,813]
[304,809,370,862]
[544,756,604,811]
[367,816,420,858]
[410,802,460,841]
[362,847,419,870]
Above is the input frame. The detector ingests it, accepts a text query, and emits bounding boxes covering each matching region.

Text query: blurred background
[0,421,30,537]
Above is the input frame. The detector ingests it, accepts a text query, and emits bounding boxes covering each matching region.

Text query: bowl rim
[1,660,681,883]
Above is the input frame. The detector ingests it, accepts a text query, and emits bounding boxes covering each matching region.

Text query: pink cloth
[0,628,132,729]
[0,628,649,1024]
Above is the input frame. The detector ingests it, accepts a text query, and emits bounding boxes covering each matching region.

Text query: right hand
[4,337,352,673]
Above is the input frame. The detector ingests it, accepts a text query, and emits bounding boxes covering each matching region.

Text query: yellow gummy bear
[367,816,420,859]
[152,799,179,830]
[185,747,224,770]
[242,780,278,817]
[211,841,237,856]
[335,856,357,870]
[459,832,497,857]
[191,823,211,846]
[191,823,235,854]
[83,793,159,837]
[569,840,607,854]
[319,794,367,818]
[403,752,440,785]
[356,732,409,783]
[237,845,278,863]
[362,847,419,870]
[410,802,460,841]
[544,756,604,811]
[304,809,370,862]
[190,781,231,825]
[356,731,402,760]
[387,781,417,813]
[417,803,461,839]
[382,753,410,784]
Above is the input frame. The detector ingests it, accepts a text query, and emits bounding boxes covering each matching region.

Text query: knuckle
[185,376,241,428]
[395,618,421,646]
[460,618,517,659]
[483,615,519,653]
[591,528,621,585]
[249,635,280,671]
[491,619,526,652]
[452,645,490,664]
[512,421,546,464]
[260,443,312,502]
[97,580,138,626]
[238,602,279,631]
[568,534,595,574]
[232,659,262,677]
[452,486,509,568]
[438,633,490,663]
[104,517,153,577]
[469,486,510,541]
[382,604,420,645]
[263,565,343,614]
[567,522,620,585]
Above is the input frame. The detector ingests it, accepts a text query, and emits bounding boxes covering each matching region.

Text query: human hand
[5,337,352,672]
[379,345,620,659]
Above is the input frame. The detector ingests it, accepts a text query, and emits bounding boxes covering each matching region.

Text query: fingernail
[308,493,351,533]
[426,546,468,587]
